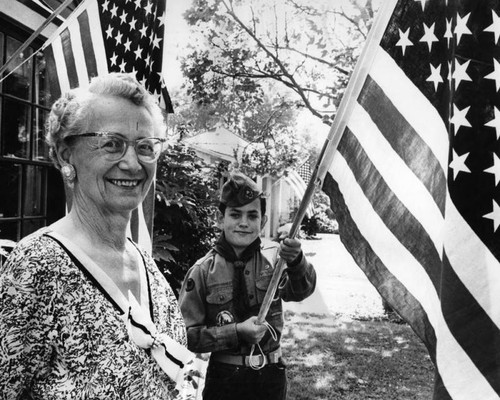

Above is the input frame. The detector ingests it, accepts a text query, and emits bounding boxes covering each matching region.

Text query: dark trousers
[202,359,288,400]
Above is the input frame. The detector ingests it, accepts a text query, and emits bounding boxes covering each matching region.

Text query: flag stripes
[327,151,498,400]
[60,28,78,89]
[348,104,444,252]
[43,0,106,98]
[359,76,447,214]
[78,10,98,79]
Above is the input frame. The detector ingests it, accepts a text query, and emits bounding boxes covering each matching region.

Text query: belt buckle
[245,354,267,367]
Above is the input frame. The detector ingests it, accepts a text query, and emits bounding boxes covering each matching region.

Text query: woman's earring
[61,164,76,188]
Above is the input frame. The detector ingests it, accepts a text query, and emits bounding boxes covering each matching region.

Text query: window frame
[0,14,65,242]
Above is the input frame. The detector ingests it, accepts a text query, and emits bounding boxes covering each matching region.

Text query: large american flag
[320,0,500,398]
[42,0,173,112]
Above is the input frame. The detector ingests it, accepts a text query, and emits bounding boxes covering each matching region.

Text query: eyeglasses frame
[63,131,167,164]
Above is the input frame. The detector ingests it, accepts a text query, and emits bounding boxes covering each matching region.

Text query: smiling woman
[0,73,198,400]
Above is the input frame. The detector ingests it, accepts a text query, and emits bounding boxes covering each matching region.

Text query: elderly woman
[0,73,194,399]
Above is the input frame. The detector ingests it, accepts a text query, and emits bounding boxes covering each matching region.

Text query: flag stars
[134,0,142,10]
[484,9,500,44]
[485,153,500,186]
[485,106,500,139]
[129,16,137,31]
[119,10,128,25]
[110,3,119,18]
[101,0,110,12]
[483,200,500,232]
[450,104,471,134]
[119,60,127,73]
[485,59,500,92]
[144,1,154,16]
[396,28,413,56]
[139,24,148,38]
[110,52,118,67]
[453,59,472,90]
[114,31,123,46]
[427,63,443,91]
[152,35,162,50]
[455,12,472,45]
[158,11,166,27]
[420,23,438,51]
[449,150,471,180]
[105,25,114,39]
[134,45,143,60]
[124,38,132,52]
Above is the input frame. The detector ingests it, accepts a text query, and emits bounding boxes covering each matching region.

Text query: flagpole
[256,0,399,325]
[0,0,74,77]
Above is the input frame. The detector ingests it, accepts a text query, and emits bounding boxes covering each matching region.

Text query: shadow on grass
[282,312,434,400]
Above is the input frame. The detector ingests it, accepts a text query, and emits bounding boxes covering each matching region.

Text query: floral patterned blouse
[0,228,188,400]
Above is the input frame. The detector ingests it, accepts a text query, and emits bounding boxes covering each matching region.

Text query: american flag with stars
[320,0,500,398]
[42,0,173,112]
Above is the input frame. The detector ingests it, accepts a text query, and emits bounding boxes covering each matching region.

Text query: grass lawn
[282,312,434,400]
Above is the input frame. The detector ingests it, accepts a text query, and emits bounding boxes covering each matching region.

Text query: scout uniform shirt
[179,235,316,357]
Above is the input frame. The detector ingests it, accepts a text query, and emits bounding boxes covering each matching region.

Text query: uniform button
[219,295,225,301]
[245,270,250,275]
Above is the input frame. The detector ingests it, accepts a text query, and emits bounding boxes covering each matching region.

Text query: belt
[211,347,282,367]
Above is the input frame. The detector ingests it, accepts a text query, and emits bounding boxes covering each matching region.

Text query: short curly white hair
[45,72,166,169]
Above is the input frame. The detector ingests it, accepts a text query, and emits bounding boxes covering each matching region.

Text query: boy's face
[218,198,268,256]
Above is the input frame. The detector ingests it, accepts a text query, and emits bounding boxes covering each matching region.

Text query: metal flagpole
[256,0,399,324]
[0,0,74,77]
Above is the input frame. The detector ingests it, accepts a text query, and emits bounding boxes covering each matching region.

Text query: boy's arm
[179,264,240,354]
[278,238,317,302]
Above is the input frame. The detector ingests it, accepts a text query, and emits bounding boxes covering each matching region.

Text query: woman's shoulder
[5,228,70,276]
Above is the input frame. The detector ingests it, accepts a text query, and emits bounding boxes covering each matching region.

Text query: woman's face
[67,95,159,216]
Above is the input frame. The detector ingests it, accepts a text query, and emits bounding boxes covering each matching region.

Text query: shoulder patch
[186,278,195,292]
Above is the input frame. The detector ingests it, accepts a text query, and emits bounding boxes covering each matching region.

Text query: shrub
[153,143,220,297]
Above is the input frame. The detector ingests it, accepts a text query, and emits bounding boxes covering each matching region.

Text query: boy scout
[179,171,316,400]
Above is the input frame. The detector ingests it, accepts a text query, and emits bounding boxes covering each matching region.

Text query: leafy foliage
[153,143,220,296]
[181,0,378,125]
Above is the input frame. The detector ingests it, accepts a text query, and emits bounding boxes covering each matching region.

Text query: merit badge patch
[185,278,195,292]
[216,310,234,327]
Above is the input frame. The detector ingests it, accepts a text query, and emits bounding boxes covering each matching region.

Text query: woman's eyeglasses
[64,132,166,164]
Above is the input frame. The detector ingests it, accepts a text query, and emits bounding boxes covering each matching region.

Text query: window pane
[2,99,31,159]
[0,162,21,218]
[33,107,50,161]
[22,219,45,238]
[23,165,46,217]
[34,53,52,107]
[0,220,20,242]
[4,36,33,100]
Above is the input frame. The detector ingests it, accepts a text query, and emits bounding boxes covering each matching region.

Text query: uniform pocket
[206,282,235,326]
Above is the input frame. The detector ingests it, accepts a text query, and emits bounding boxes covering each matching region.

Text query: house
[0,0,81,242]
[182,126,306,239]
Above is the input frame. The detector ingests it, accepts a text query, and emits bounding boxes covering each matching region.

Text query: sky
[162,1,190,91]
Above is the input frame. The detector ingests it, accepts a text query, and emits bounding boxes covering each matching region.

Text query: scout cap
[220,172,262,207]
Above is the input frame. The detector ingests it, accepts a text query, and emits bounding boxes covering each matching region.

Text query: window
[0,20,65,242]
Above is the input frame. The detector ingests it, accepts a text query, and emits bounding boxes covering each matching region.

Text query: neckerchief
[214,234,261,320]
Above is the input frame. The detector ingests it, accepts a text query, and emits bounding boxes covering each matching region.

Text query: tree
[181,0,378,126]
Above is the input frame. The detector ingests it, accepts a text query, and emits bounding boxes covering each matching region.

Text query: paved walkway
[283,233,385,319]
